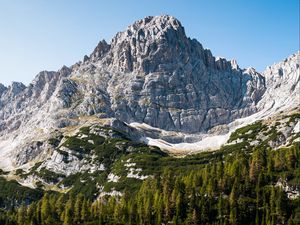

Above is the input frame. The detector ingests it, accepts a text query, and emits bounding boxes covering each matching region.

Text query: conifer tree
[17,205,27,225]
[63,198,73,225]
[81,198,89,223]
[41,193,51,224]
[74,194,84,224]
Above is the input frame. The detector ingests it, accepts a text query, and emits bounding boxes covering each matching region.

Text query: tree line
[0,144,299,225]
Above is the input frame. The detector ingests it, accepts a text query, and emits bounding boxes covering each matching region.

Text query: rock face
[0,15,299,170]
[257,53,300,114]
[73,15,266,132]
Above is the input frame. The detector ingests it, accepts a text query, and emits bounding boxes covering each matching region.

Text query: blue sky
[0,0,299,86]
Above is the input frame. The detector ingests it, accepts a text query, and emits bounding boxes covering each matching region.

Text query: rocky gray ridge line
[0,15,299,170]
[257,53,300,114]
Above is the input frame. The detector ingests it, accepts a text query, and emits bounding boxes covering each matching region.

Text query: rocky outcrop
[276,178,300,200]
[90,40,111,61]
[0,83,7,97]
[257,53,300,113]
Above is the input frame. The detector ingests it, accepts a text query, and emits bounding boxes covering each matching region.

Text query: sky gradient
[0,0,299,86]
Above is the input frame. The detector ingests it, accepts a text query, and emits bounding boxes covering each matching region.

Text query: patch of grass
[0,169,9,175]
[79,126,90,135]
[228,121,265,142]
[31,162,43,172]
[36,168,65,184]
[15,169,24,175]
[63,136,94,154]
[289,133,300,144]
[48,137,61,147]
[59,173,82,188]
[104,177,142,193]
[287,113,300,123]
[88,134,105,145]
[65,172,103,199]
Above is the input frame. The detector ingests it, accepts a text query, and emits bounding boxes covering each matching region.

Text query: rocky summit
[0,15,299,171]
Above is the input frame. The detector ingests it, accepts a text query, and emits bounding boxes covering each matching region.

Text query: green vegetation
[62,126,107,157]
[228,121,265,142]
[48,137,61,147]
[0,177,43,209]
[63,136,94,154]
[15,169,24,176]
[0,139,299,224]
[287,113,300,123]
[0,119,299,224]
[36,168,65,184]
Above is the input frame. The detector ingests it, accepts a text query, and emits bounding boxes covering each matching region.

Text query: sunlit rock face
[73,15,266,132]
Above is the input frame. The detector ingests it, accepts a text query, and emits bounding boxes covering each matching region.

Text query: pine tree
[55,195,65,222]
[250,148,265,182]
[41,193,51,224]
[153,191,162,225]
[81,198,89,223]
[217,194,224,224]
[74,194,84,224]
[229,179,238,225]
[199,197,209,224]
[270,187,276,225]
[185,208,199,225]
[27,202,37,224]
[162,168,174,223]
[17,204,27,225]
[63,198,73,225]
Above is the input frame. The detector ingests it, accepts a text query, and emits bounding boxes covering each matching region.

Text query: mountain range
[0,15,299,170]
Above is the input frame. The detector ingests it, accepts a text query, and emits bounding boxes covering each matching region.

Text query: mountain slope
[130,53,300,153]
[0,15,299,172]
[0,111,299,225]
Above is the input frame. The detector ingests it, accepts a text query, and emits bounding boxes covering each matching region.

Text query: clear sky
[0,0,299,86]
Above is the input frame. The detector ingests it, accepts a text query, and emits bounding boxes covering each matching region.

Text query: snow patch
[124,162,136,167]
[293,121,300,133]
[127,167,149,180]
[99,189,123,197]
[107,173,120,182]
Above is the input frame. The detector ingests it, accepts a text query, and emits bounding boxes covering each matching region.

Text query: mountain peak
[265,52,300,75]
[5,81,26,97]
[96,15,203,74]
[129,15,183,32]
[112,15,186,46]
[90,39,110,60]
[112,15,185,44]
